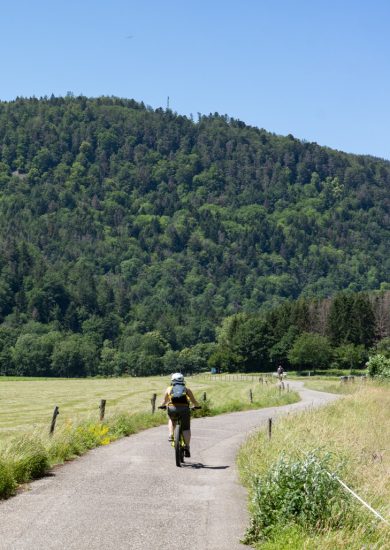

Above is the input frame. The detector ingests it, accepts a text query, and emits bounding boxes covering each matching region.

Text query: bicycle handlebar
[158,405,202,410]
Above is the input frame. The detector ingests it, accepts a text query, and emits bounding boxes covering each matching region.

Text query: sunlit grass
[0,373,292,440]
[238,384,390,548]
[301,376,369,395]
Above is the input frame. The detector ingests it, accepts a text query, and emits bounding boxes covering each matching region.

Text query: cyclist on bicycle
[160,373,200,457]
[277,364,285,389]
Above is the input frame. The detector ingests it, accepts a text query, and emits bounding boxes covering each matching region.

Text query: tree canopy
[0,96,389,376]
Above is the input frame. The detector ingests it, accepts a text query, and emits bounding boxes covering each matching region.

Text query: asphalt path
[0,382,339,550]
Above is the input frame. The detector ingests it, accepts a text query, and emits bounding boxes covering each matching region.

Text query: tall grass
[302,377,369,395]
[0,375,299,499]
[238,385,390,548]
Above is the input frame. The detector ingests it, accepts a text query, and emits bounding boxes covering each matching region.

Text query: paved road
[0,382,339,550]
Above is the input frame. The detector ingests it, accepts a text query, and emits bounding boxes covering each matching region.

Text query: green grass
[302,376,369,394]
[0,373,299,499]
[0,373,291,439]
[237,384,390,549]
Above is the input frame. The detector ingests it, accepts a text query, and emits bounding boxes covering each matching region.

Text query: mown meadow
[0,373,297,439]
[0,373,299,499]
[238,381,390,549]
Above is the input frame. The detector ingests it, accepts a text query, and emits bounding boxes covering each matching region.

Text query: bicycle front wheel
[174,423,182,467]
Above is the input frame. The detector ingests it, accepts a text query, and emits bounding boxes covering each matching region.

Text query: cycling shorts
[167,405,191,431]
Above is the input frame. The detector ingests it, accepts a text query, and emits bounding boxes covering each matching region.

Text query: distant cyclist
[160,373,199,458]
[277,364,285,389]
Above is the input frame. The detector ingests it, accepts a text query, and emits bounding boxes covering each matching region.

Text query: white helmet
[171,372,184,383]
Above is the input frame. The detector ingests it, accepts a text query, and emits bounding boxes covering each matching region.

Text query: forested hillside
[0,96,389,376]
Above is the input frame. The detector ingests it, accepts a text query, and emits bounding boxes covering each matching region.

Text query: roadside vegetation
[238,383,390,548]
[0,374,298,499]
[302,377,366,394]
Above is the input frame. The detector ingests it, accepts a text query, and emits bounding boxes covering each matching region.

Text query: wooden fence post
[99,399,106,421]
[49,406,59,436]
[268,417,272,440]
[151,393,157,414]
[249,389,253,403]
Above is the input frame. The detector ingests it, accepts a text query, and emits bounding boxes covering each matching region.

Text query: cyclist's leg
[167,407,177,441]
[168,417,175,440]
[180,408,191,447]
[183,430,190,446]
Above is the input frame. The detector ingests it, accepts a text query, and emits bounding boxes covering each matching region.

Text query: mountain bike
[158,405,201,467]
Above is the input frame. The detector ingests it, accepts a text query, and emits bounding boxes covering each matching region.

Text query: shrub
[192,398,212,417]
[7,436,49,483]
[109,413,138,438]
[366,354,390,378]
[0,458,16,499]
[244,452,350,544]
[73,423,111,450]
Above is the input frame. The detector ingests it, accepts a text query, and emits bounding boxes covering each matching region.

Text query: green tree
[334,344,367,371]
[213,314,272,372]
[327,293,375,347]
[269,326,299,367]
[51,334,98,377]
[0,325,19,375]
[98,340,128,376]
[288,332,333,370]
[11,331,60,376]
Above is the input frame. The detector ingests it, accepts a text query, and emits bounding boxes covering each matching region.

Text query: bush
[0,458,16,499]
[244,452,350,544]
[109,413,138,438]
[7,436,49,483]
[192,398,212,418]
[366,354,390,378]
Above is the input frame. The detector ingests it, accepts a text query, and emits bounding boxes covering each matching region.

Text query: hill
[0,96,389,375]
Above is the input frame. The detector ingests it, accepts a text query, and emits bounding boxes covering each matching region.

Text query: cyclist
[160,373,200,458]
[277,364,285,389]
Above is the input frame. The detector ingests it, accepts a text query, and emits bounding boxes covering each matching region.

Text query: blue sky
[2,0,390,159]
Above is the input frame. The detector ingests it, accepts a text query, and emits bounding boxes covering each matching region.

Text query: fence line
[326,471,390,526]
[47,376,285,432]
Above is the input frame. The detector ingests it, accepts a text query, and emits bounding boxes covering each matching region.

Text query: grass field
[0,373,295,442]
[238,383,390,549]
[302,377,368,394]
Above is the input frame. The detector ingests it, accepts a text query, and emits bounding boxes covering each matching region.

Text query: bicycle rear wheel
[174,423,182,467]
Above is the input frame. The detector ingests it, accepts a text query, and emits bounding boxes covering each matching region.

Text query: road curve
[0,382,339,550]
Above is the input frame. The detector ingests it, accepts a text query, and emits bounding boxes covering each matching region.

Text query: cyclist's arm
[160,387,170,407]
[186,387,200,407]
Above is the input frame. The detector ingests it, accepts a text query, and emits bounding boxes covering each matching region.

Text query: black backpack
[170,382,188,404]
